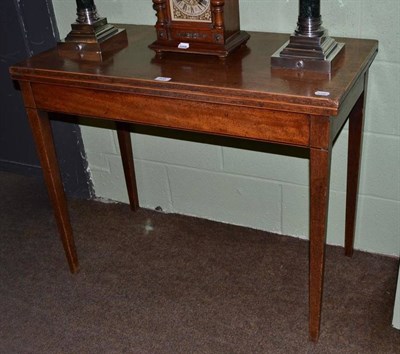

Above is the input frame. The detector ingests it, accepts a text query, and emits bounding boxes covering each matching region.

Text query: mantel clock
[149,0,250,57]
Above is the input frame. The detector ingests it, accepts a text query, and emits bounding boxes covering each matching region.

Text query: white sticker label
[315,91,330,96]
[178,42,190,49]
[154,77,172,82]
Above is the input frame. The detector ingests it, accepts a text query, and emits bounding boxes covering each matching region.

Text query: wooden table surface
[10,25,378,341]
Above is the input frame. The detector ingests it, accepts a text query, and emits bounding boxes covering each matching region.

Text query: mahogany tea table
[9,25,378,341]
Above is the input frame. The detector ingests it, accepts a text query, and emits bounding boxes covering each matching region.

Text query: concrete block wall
[52,0,399,258]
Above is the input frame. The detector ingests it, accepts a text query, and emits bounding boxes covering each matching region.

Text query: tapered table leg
[116,123,139,211]
[344,91,366,257]
[309,146,332,341]
[26,108,79,273]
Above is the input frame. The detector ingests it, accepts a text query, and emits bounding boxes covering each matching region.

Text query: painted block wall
[52,0,399,258]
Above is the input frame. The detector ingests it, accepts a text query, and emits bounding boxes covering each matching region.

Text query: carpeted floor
[0,170,399,353]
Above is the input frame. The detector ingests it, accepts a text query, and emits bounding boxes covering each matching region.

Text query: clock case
[149,0,250,57]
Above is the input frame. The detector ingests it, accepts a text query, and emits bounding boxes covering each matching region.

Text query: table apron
[30,83,311,146]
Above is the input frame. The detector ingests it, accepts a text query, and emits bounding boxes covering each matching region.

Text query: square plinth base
[58,27,128,61]
[271,41,345,73]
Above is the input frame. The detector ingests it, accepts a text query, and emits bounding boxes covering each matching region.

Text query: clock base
[149,31,250,58]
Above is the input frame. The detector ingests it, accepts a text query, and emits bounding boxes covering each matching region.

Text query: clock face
[170,0,212,22]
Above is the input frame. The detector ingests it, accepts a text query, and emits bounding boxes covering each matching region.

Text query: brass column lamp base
[271,1,344,73]
[57,4,127,61]
[271,34,345,73]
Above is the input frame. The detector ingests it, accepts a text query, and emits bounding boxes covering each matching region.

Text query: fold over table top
[10,25,378,117]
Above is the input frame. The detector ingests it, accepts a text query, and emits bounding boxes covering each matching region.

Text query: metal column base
[271,35,345,73]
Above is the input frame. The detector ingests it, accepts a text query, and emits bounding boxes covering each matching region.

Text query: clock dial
[170,0,212,22]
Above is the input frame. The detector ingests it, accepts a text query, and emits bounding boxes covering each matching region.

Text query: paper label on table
[178,42,190,49]
[154,77,172,82]
[314,91,330,96]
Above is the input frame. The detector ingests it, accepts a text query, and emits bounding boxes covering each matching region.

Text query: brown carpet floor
[0,170,399,353]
